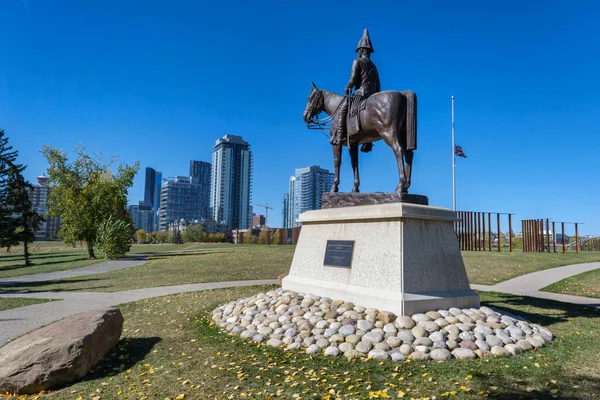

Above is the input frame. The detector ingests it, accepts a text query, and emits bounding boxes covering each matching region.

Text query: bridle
[305,89,346,137]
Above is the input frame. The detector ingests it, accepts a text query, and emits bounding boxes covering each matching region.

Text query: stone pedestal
[282,203,479,316]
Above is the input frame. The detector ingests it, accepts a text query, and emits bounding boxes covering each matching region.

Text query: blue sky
[1,0,599,234]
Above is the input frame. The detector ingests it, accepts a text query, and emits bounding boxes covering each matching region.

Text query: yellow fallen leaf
[397,390,405,397]
[175,393,186,399]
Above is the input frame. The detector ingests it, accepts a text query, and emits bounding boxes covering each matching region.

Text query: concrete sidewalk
[0,279,277,346]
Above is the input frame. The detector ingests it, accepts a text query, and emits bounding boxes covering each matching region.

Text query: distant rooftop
[214,134,250,147]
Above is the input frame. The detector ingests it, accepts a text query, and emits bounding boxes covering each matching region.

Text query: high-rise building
[29,174,61,240]
[210,134,253,230]
[283,165,334,228]
[252,214,266,228]
[128,203,154,233]
[143,167,162,232]
[159,176,209,231]
[189,160,211,220]
[281,193,290,229]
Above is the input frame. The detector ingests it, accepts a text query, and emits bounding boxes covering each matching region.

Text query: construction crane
[253,203,274,228]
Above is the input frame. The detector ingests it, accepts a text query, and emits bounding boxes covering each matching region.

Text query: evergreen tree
[0,130,26,251]
[6,167,42,265]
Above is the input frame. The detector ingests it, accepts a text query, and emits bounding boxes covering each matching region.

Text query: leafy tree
[155,231,168,243]
[242,228,253,244]
[258,229,270,245]
[41,144,139,258]
[97,216,132,259]
[271,229,282,245]
[181,224,203,242]
[135,229,146,244]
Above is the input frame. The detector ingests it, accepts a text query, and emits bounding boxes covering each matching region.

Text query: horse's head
[303,82,324,124]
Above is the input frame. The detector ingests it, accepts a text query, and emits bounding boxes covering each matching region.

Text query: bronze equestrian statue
[303,29,417,195]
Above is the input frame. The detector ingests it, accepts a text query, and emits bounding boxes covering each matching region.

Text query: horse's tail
[402,90,417,150]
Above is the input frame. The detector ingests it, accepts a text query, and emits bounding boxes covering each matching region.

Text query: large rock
[0,308,123,394]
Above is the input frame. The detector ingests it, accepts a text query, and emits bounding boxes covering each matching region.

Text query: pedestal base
[282,203,479,316]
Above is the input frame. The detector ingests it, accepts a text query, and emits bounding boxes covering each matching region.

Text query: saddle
[347,95,367,136]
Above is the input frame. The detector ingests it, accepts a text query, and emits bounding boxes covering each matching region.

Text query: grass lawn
[462,251,600,285]
[127,243,237,254]
[541,268,600,299]
[35,286,600,400]
[0,297,53,311]
[1,246,294,293]
[0,251,102,279]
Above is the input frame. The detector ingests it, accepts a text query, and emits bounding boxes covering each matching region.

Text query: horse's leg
[404,150,414,190]
[331,143,342,192]
[379,128,407,194]
[349,144,360,192]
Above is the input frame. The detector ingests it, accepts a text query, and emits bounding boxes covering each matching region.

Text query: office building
[189,160,211,221]
[143,167,162,232]
[210,134,253,230]
[128,203,154,233]
[159,176,209,231]
[252,214,266,228]
[283,165,334,228]
[29,174,61,240]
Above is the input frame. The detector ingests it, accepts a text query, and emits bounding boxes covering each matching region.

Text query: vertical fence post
[561,222,566,253]
[575,223,580,254]
[508,214,513,252]
[546,218,550,253]
[482,213,486,252]
[552,221,557,252]
[497,213,501,252]
[488,213,492,251]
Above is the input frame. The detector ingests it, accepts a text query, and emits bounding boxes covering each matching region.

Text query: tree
[9,167,43,265]
[258,229,270,245]
[41,144,139,259]
[97,216,132,259]
[135,229,146,244]
[181,224,203,242]
[0,130,23,250]
[242,228,253,244]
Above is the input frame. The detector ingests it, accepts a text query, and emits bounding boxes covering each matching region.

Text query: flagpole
[452,96,456,211]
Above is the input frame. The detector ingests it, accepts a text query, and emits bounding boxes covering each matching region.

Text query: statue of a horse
[302,83,417,194]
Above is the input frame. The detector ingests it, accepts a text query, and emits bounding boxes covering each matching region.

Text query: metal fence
[454,211,514,252]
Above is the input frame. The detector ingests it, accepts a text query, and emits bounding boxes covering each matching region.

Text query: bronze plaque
[323,240,355,268]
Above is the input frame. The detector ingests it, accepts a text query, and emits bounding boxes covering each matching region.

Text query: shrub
[96,216,132,259]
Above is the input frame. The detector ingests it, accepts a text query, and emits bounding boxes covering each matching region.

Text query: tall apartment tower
[143,167,162,232]
[189,160,211,220]
[283,165,334,228]
[29,174,61,240]
[159,176,209,231]
[210,134,253,230]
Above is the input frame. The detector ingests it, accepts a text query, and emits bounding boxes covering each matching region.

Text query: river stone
[426,311,442,320]
[449,307,463,317]
[329,334,344,343]
[240,330,257,339]
[378,311,396,324]
[410,351,430,361]
[338,342,354,353]
[324,346,340,357]
[418,321,440,333]
[475,340,490,351]
[344,349,361,359]
[411,325,427,338]
[345,334,360,345]
[324,328,337,338]
[386,336,402,348]
[474,349,492,359]
[444,325,460,336]
[517,339,533,351]
[412,313,432,323]
[434,318,449,328]
[538,327,553,341]
[459,331,476,342]
[315,320,329,329]
[383,323,397,334]
[252,334,267,343]
[414,337,433,347]
[490,346,511,357]
[485,335,503,347]
[429,331,445,342]
[504,344,523,356]
[339,325,355,336]
[397,330,415,343]
[375,342,391,351]
[306,344,321,354]
[395,316,415,329]
[286,342,301,351]
[429,348,452,361]
[363,332,384,344]
[459,340,477,350]
[368,349,389,360]
[391,352,407,361]
[356,341,373,354]
[399,344,414,355]
[532,333,547,344]
[446,339,458,350]
[258,326,273,335]
[316,338,329,349]
[451,348,477,360]
[231,326,246,335]
[356,320,374,331]
[415,345,430,353]
[0,308,123,395]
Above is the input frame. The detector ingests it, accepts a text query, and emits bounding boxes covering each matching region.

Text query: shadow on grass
[481,291,600,326]
[149,251,230,260]
[0,277,112,292]
[0,251,85,262]
[82,337,162,381]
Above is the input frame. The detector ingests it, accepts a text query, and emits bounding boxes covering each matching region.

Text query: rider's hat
[355,28,374,53]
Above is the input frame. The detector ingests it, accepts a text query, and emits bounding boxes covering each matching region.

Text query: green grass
[38,287,600,400]
[0,251,102,279]
[0,297,54,311]
[1,246,295,293]
[462,251,600,285]
[541,267,600,299]
[127,243,237,254]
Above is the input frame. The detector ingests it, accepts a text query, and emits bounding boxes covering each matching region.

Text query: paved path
[0,279,277,346]
[472,261,600,308]
[2,259,600,347]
